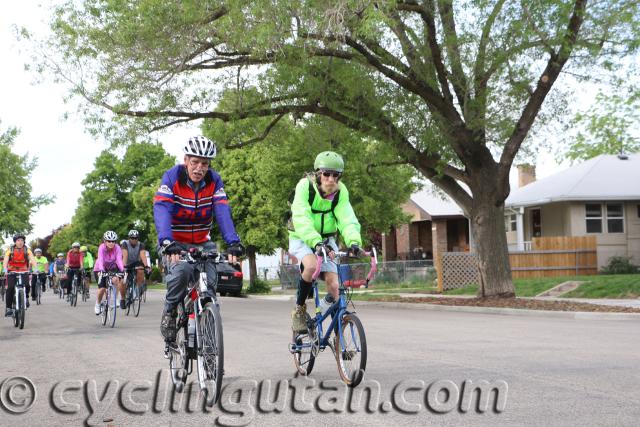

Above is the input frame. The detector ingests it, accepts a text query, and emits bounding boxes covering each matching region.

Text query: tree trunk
[470,196,515,298]
[247,246,258,286]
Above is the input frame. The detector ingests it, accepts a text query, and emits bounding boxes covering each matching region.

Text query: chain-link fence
[278,259,436,289]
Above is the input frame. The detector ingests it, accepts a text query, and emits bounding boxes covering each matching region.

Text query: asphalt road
[1,289,639,426]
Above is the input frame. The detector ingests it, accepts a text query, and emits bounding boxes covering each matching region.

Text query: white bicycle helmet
[183,136,217,159]
[71,242,81,248]
[103,230,118,241]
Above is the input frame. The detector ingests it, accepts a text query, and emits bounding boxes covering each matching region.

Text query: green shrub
[149,266,162,282]
[600,256,638,275]
[246,278,272,294]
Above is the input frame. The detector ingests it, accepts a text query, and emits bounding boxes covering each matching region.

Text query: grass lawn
[444,274,640,299]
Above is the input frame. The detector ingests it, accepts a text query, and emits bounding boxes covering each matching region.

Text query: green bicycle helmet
[314,151,344,172]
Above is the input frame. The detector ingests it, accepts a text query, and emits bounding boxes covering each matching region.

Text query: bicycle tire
[18,288,25,330]
[197,302,224,404]
[292,313,316,376]
[125,282,132,316]
[70,277,77,307]
[169,318,189,392]
[81,281,87,302]
[334,313,367,387]
[101,298,108,326]
[132,287,141,317]
[35,279,41,305]
[109,285,117,328]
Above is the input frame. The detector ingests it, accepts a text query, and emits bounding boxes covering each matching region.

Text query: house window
[585,204,602,233]
[507,214,517,232]
[606,203,624,233]
[637,204,640,218]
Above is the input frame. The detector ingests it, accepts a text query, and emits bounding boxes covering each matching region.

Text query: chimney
[517,164,536,188]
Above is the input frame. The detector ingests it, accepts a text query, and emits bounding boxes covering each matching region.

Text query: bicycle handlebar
[311,247,378,283]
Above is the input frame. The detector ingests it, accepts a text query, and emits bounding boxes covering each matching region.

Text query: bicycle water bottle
[319,294,335,316]
[187,314,196,348]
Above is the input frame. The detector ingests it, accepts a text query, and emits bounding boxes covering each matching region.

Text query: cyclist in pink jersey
[93,231,125,315]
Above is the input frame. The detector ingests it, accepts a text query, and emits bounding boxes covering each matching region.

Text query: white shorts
[288,237,338,274]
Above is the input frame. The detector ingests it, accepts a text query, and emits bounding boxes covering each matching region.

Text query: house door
[531,208,541,237]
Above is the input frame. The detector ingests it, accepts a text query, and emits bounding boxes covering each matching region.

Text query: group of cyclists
[2,229,151,318]
[3,135,365,353]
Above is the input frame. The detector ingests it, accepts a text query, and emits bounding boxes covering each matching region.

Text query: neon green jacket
[288,176,362,249]
[33,256,49,273]
[83,251,94,270]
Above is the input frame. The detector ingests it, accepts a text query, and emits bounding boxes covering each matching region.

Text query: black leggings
[6,273,30,309]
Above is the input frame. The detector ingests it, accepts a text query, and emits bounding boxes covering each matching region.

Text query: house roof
[410,186,465,219]
[506,154,640,208]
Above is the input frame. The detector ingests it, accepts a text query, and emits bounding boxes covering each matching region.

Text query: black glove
[314,241,334,256]
[350,244,363,256]
[160,240,184,255]
[227,242,245,257]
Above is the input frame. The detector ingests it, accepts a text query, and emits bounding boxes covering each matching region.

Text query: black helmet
[13,234,26,243]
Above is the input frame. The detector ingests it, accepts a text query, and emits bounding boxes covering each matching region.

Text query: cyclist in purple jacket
[93,231,125,315]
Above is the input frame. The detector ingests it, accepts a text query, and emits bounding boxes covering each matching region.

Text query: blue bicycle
[289,247,377,387]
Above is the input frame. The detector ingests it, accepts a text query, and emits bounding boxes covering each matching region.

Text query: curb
[351,300,640,320]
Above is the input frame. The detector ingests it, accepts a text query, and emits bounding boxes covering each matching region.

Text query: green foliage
[49,143,175,255]
[0,123,53,238]
[149,265,162,282]
[204,92,417,255]
[600,256,639,275]
[564,88,640,162]
[246,278,272,294]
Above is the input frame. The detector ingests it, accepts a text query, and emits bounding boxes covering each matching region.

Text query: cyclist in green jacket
[81,246,94,297]
[288,151,363,332]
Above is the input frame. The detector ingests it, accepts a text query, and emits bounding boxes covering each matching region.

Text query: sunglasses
[321,171,342,178]
[106,240,116,243]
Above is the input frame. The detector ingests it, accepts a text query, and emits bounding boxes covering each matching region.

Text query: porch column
[431,219,448,262]
[516,207,525,250]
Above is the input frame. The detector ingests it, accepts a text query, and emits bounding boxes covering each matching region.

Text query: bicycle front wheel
[334,313,367,387]
[108,286,117,328]
[197,302,224,404]
[132,287,141,317]
[35,280,41,305]
[18,289,25,330]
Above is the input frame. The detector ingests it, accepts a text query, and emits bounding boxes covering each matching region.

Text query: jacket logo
[158,184,173,195]
[214,188,226,197]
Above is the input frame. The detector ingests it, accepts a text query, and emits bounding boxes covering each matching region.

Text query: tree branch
[435,0,469,110]
[225,114,285,149]
[497,0,587,192]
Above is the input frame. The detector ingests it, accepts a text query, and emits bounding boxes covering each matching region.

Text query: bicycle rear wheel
[291,312,316,376]
[334,313,367,387]
[101,298,108,325]
[197,302,224,404]
[169,319,188,393]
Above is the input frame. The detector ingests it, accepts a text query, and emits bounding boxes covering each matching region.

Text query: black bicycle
[124,266,143,317]
[69,269,85,307]
[0,274,5,302]
[33,273,47,306]
[7,272,28,329]
[161,243,224,404]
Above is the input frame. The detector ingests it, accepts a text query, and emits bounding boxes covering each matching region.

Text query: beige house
[505,154,640,269]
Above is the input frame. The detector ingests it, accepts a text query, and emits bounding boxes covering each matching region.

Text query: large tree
[0,123,52,239]
[38,0,640,296]
[50,142,176,255]
[205,94,416,284]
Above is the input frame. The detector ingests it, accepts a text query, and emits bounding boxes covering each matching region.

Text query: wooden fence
[437,236,598,290]
[509,236,598,279]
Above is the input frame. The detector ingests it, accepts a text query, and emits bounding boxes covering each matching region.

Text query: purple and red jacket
[153,165,240,245]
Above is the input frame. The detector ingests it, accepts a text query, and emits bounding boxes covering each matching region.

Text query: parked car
[216,261,243,297]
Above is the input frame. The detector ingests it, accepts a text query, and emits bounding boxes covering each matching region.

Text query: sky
[1,2,569,247]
